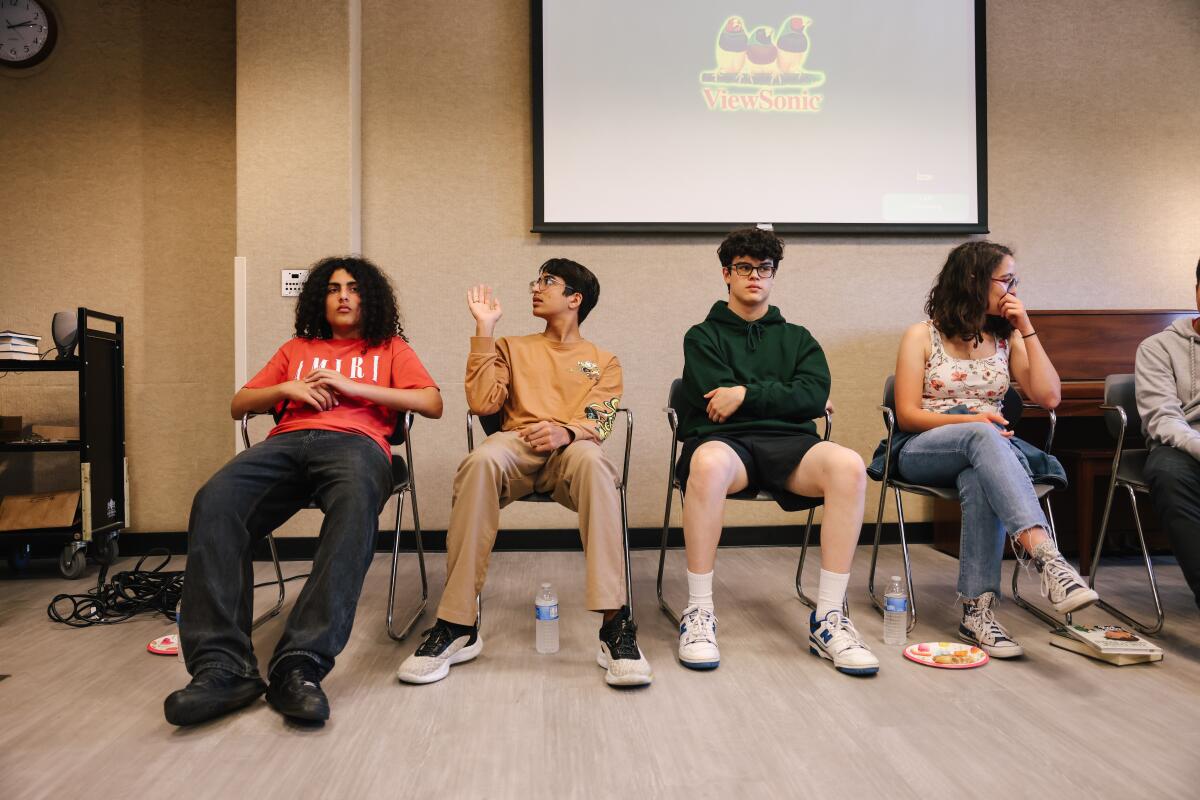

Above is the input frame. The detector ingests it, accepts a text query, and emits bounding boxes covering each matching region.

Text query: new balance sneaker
[396,619,482,685]
[1033,544,1100,614]
[677,605,720,670]
[958,592,1024,658]
[597,606,653,687]
[809,610,880,675]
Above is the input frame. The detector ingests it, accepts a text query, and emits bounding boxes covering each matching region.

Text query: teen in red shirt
[165,256,441,727]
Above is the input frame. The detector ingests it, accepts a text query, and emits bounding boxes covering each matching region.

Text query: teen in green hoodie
[672,227,878,676]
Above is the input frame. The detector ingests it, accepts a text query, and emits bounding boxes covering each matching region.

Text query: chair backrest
[881,375,1024,427]
[1103,373,1141,443]
[667,378,684,411]
[477,412,504,437]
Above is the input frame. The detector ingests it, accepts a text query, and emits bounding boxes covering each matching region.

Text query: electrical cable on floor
[46,548,310,628]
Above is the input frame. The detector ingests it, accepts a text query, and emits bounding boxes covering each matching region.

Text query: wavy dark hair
[717,227,785,267]
[926,241,1015,345]
[540,258,600,323]
[294,256,406,347]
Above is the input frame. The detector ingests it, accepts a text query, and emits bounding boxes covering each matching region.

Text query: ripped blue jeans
[897,422,1049,598]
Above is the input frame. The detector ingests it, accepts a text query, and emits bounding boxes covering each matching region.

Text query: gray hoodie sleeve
[1135,337,1200,460]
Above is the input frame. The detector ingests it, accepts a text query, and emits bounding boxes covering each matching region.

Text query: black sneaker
[597,606,652,687]
[267,658,330,722]
[396,619,482,685]
[163,668,266,726]
[1032,543,1100,614]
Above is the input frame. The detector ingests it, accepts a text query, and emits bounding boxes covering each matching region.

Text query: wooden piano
[933,309,1195,573]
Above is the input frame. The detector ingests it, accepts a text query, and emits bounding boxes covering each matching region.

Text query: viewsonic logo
[700,14,826,112]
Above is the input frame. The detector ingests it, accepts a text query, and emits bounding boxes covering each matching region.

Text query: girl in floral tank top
[879,241,1098,658]
[921,320,1009,416]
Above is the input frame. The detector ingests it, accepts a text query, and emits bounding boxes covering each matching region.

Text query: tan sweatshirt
[465,333,622,442]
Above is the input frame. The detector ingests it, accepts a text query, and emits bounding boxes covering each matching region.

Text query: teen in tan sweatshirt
[398,258,652,688]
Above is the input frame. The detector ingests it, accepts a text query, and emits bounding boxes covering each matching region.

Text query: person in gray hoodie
[1134,258,1200,609]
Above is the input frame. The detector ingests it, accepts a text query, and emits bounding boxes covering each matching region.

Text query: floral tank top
[922,321,1009,416]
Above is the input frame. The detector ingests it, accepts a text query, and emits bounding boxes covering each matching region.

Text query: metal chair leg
[1010,495,1071,629]
[252,532,286,631]
[387,486,429,642]
[866,480,888,615]
[867,487,916,632]
[620,483,635,622]
[795,507,849,616]
[657,484,682,624]
[795,508,818,609]
[1092,485,1165,635]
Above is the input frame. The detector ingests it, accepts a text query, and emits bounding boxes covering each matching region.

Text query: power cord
[46,549,311,627]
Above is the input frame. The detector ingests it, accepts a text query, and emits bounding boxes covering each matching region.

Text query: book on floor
[1049,624,1163,665]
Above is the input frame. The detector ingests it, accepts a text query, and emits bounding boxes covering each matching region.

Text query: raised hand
[467,284,503,336]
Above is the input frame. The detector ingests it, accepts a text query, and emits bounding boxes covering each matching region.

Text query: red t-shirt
[244,337,438,455]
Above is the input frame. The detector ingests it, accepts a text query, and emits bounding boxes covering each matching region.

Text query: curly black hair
[717,227,785,267]
[294,256,406,348]
[926,241,1015,345]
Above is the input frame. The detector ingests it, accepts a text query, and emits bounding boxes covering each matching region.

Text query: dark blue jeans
[179,430,392,680]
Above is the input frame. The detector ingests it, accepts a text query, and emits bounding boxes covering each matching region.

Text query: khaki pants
[437,430,627,626]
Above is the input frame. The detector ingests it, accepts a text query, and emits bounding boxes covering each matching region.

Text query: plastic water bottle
[535,583,559,654]
[883,576,908,646]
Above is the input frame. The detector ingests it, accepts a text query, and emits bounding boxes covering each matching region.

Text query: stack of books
[1050,624,1164,665]
[0,331,41,361]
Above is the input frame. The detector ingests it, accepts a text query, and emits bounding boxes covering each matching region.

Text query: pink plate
[903,641,988,669]
[147,633,180,656]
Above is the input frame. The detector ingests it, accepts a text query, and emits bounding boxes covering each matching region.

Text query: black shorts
[675,431,824,512]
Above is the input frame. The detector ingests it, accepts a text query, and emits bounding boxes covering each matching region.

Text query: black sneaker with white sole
[597,606,652,687]
[958,592,1024,658]
[1034,548,1100,614]
[397,619,482,685]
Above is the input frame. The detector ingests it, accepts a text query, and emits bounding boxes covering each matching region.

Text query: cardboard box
[0,416,20,442]
[0,491,81,531]
[31,425,79,441]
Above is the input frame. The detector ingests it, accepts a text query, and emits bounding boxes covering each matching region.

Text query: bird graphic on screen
[775,15,811,76]
[745,26,779,81]
[715,16,749,78]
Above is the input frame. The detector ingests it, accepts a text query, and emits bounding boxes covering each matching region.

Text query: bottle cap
[891,576,901,582]
[541,582,551,589]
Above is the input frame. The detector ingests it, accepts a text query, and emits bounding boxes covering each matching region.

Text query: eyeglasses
[528,274,576,294]
[727,262,777,279]
[991,275,1019,293]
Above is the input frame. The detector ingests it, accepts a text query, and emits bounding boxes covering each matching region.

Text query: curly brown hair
[925,241,1015,345]
[294,256,406,348]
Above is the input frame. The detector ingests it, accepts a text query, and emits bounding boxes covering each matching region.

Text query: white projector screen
[533,0,987,233]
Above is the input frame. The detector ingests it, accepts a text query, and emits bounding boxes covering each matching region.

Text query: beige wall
[12,1,1191,534]
[236,0,1200,535]
[0,0,236,531]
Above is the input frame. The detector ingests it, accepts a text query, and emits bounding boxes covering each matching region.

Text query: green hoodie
[676,301,831,439]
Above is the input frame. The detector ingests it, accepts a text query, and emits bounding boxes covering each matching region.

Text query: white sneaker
[958,592,1024,658]
[677,605,720,670]
[397,620,482,685]
[1035,549,1100,614]
[596,606,653,687]
[809,610,880,675]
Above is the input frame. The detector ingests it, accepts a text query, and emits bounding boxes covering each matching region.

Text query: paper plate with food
[903,641,988,669]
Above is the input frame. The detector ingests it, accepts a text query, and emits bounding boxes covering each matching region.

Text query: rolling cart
[1,308,127,578]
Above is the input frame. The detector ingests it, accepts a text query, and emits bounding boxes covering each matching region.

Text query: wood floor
[1,545,1198,799]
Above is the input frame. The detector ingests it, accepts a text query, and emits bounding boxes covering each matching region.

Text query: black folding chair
[866,375,1064,631]
[465,407,636,624]
[240,409,428,640]
[656,378,834,625]
[1089,373,1165,634]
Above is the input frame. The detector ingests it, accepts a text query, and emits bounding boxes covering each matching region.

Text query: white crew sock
[686,569,714,612]
[816,569,851,618]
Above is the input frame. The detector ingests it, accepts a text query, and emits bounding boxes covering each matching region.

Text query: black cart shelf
[1,308,127,578]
